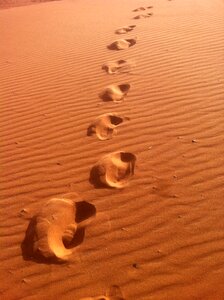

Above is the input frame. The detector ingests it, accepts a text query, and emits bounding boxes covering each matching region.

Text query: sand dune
[1,0,224,299]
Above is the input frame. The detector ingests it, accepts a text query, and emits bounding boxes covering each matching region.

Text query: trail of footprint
[115,25,136,34]
[22,197,96,262]
[99,84,130,102]
[133,6,153,12]
[87,113,129,140]
[107,38,136,50]
[102,59,135,75]
[133,13,153,19]
[90,151,136,188]
[80,285,125,300]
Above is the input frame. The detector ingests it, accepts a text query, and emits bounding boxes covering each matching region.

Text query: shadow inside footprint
[87,113,125,140]
[133,6,153,12]
[21,198,96,263]
[79,284,125,300]
[107,39,136,50]
[102,59,134,75]
[115,25,136,34]
[90,151,136,189]
[100,84,130,102]
[133,13,153,19]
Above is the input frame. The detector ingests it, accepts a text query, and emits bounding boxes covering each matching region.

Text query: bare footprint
[87,113,129,140]
[99,84,130,103]
[80,285,125,300]
[22,196,96,262]
[90,151,136,188]
[133,13,153,19]
[115,25,136,34]
[102,60,134,75]
[107,39,136,50]
[133,6,153,12]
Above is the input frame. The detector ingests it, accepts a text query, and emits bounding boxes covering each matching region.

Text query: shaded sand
[1,0,224,299]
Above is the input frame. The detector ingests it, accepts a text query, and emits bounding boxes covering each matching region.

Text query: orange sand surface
[1,0,224,299]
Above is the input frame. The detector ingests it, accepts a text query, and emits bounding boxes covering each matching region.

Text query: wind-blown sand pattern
[1,0,224,299]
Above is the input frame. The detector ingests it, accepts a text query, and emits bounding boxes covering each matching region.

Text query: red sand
[1,0,224,299]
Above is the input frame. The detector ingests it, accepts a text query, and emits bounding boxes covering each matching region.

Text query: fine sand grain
[1,0,224,299]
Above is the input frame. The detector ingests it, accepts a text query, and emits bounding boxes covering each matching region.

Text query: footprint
[80,285,125,300]
[133,13,153,19]
[99,84,130,102]
[87,113,129,140]
[22,197,96,262]
[107,39,136,50]
[90,151,136,188]
[133,6,153,12]
[115,25,136,34]
[102,60,134,75]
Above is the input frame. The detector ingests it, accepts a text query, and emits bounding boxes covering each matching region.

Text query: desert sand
[0,0,224,299]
